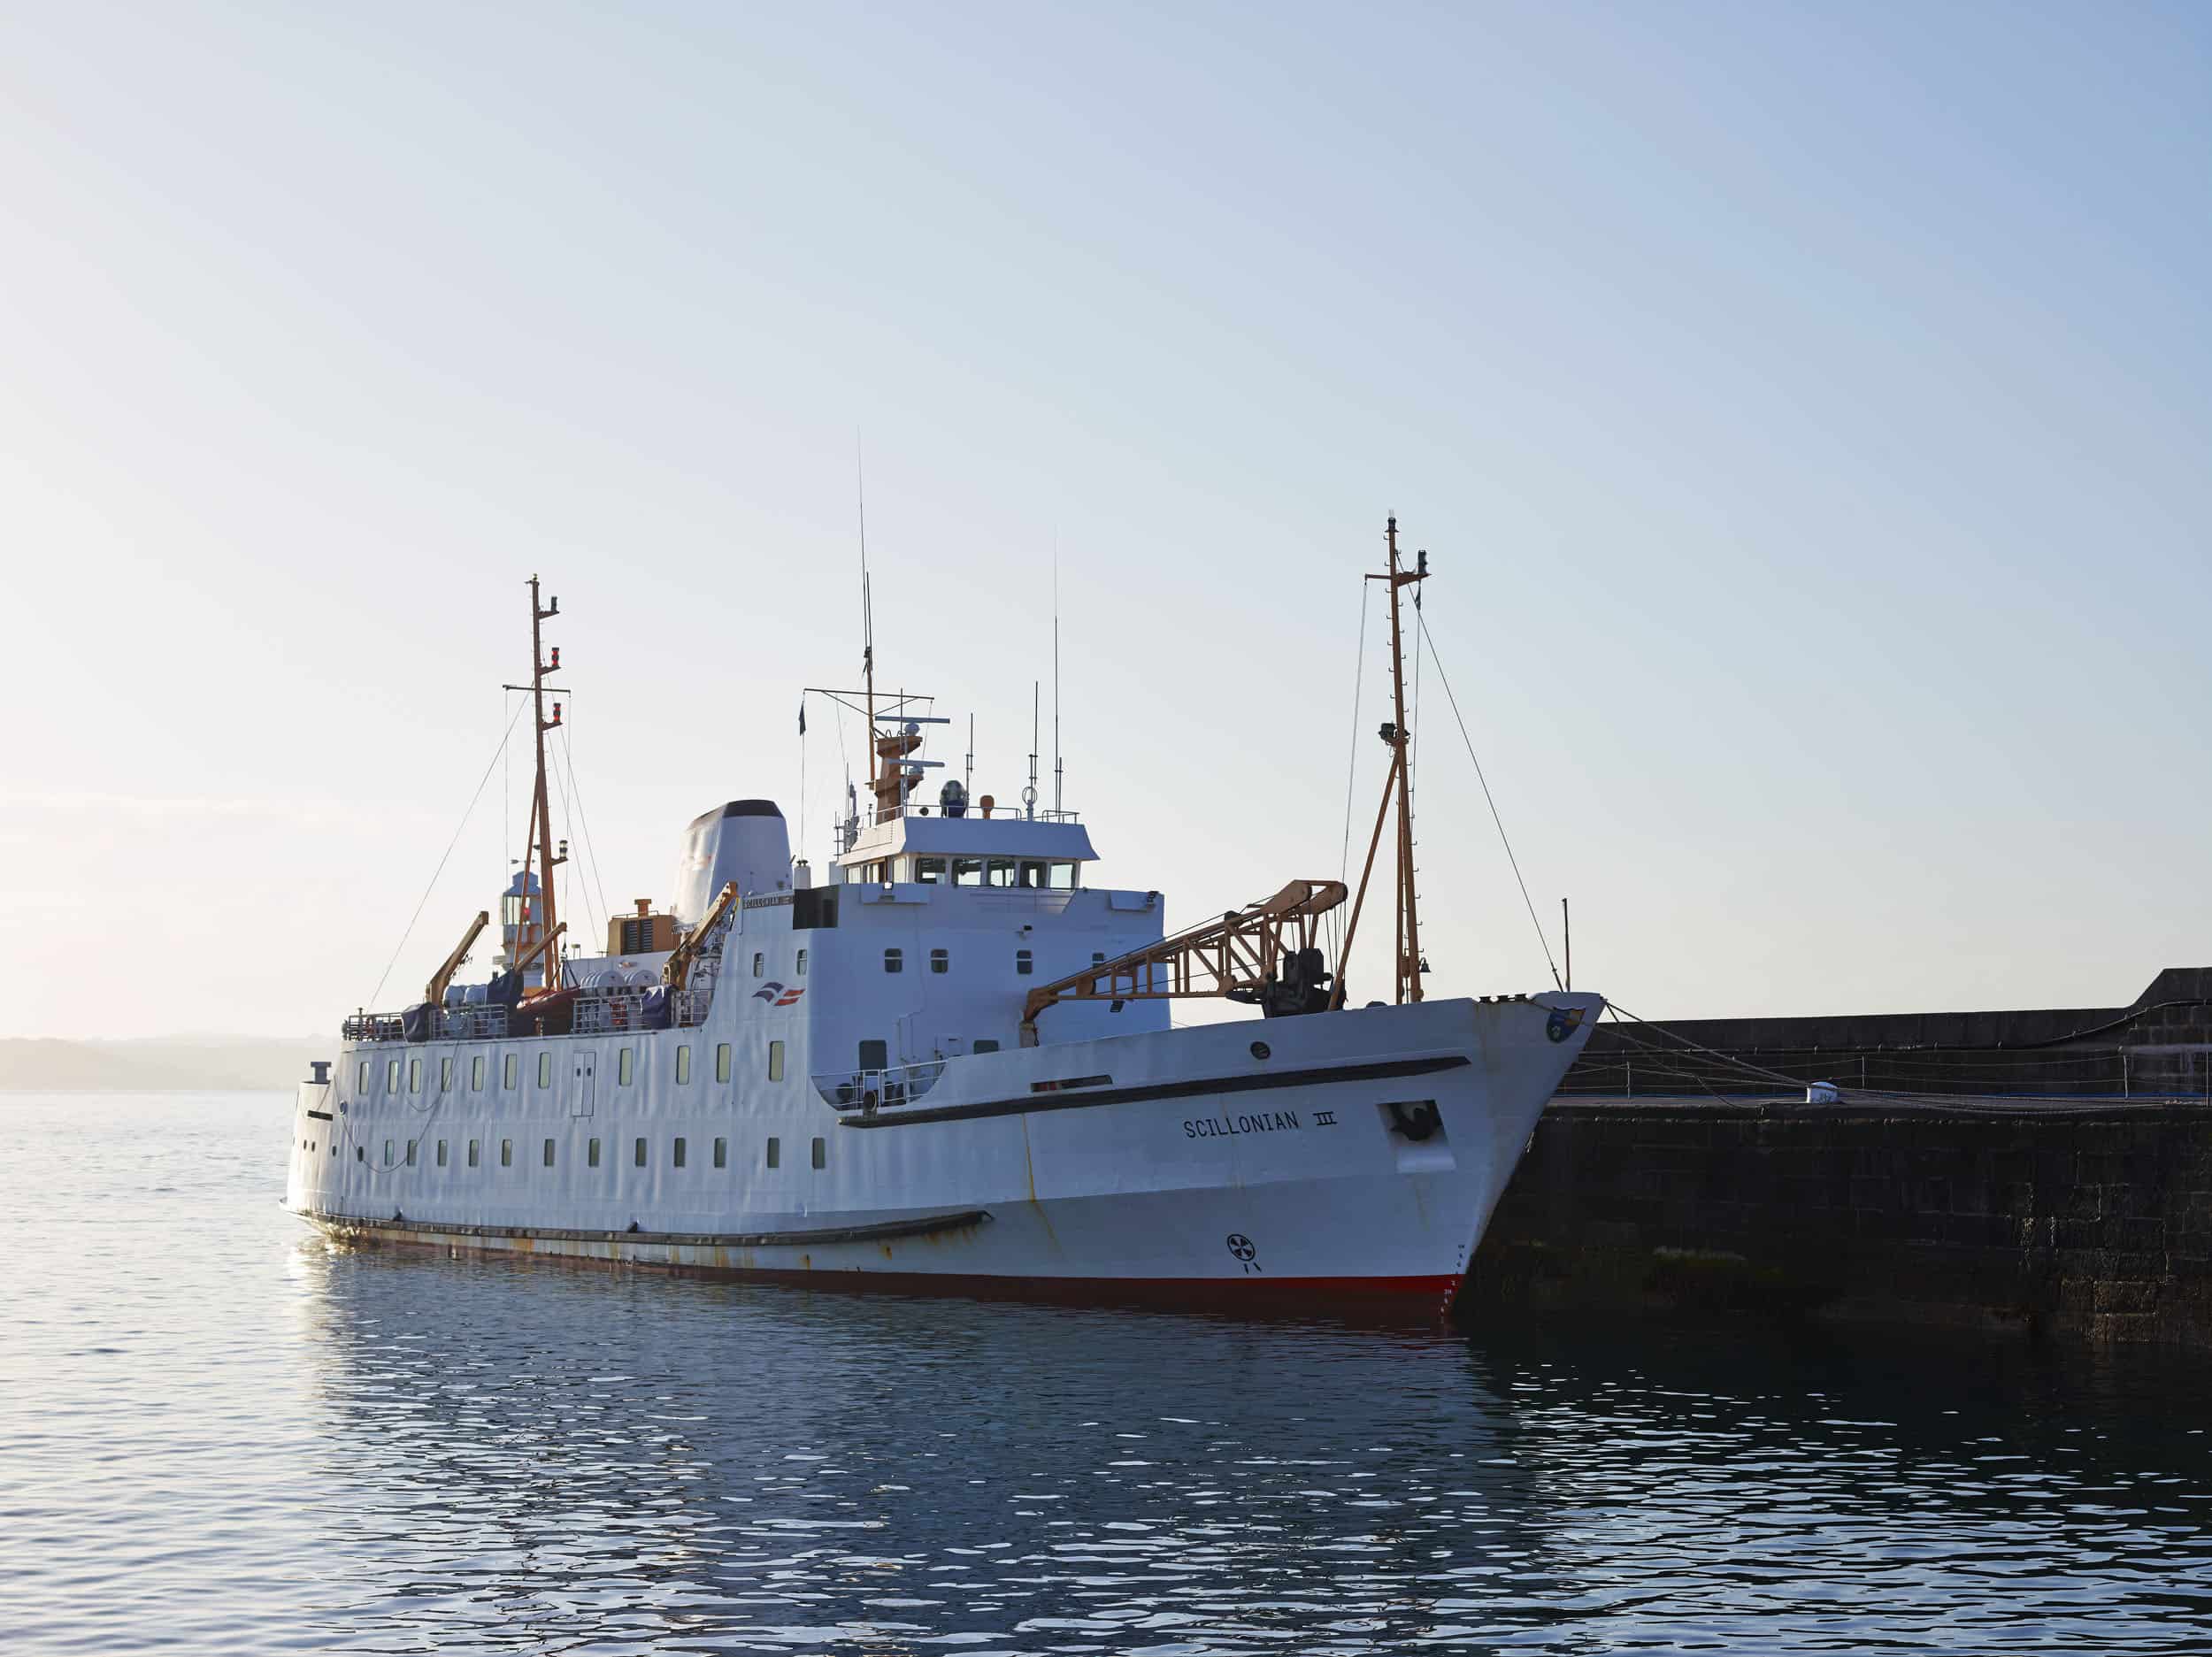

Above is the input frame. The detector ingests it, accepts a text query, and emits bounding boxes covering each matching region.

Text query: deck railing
[812,1059,949,1114]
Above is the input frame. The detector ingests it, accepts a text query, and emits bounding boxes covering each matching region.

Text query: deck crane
[425,911,490,1008]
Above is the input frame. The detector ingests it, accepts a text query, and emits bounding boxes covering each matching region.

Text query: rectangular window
[915,856,946,884]
[796,948,809,976]
[930,948,949,974]
[1048,862,1078,890]
[537,1052,551,1088]
[468,1139,480,1168]
[543,1139,556,1168]
[408,1058,421,1093]
[618,1047,634,1086]
[500,1139,512,1168]
[436,1139,449,1168]
[952,856,984,887]
[765,1137,780,1170]
[752,952,764,978]
[986,858,1016,887]
[716,1044,732,1083]
[439,1057,453,1090]
[768,1039,785,1083]
[472,1055,485,1090]
[388,1058,400,1091]
[673,1137,687,1169]
[503,1053,518,1089]
[384,1139,394,1165]
[1018,859,1048,888]
[588,1138,601,1168]
[675,1045,691,1085]
[634,1137,647,1168]
[883,947,903,974]
[713,1137,727,1169]
[975,1039,1001,1054]
[1016,949,1033,976]
[357,1061,369,1092]
[405,1139,417,1166]
[810,1137,826,1170]
[858,1039,887,1072]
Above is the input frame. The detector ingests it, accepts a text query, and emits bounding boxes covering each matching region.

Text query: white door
[572,1050,596,1118]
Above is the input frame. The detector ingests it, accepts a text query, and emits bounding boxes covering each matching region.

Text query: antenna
[1052,546,1063,817]
[964,713,974,794]
[1025,680,1041,821]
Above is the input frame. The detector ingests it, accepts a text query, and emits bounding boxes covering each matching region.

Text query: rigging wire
[1331,582,1371,966]
[557,716,613,947]
[1416,608,1563,991]
[365,700,528,1009]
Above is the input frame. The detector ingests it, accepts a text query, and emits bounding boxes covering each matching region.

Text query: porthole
[1250,1040,1271,1061]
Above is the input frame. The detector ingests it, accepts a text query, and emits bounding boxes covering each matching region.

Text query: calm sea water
[4,1092,2209,1654]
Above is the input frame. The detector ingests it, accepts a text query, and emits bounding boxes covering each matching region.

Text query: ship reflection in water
[292,1242,2212,1653]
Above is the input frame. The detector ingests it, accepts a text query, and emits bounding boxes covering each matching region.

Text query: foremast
[515,576,568,992]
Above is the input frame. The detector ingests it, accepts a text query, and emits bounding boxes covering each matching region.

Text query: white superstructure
[285,531,1599,1316]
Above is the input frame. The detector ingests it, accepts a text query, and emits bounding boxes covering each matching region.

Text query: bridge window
[503,1053,518,1089]
[769,1039,785,1082]
[883,947,903,974]
[676,1045,691,1085]
[588,1138,601,1168]
[1018,860,1048,888]
[500,1139,513,1168]
[673,1137,687,1169]
[713,1137,727,1169]
[1049,862,1078,890]
[618,1047,634,1086]
[471,1055,484,1090]
[1016,949,1033,976]
[951,856,984,887]
[810,1137,826,1170]
[765,1137,780,1169]
[915,856,945,884]
[716,1043,732,1082]
[986,858,1016,887]
[930,948,949,974]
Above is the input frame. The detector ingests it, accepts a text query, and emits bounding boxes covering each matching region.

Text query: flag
[797,700,807,736]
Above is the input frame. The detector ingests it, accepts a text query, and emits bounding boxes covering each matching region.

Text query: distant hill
[0,1036,332,1093]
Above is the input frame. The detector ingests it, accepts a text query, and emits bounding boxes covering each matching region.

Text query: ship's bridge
[835,813,1096,890]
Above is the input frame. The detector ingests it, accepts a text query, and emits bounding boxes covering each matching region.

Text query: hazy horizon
[6,2,2208,1040]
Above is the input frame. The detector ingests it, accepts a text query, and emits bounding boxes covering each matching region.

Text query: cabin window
[930,948,949,974]
[384,1139,394,1165]
[634,1137,647,1168]
[976,1039,1000,1054]
[435,1139,448,1168]
[883,947,903,974]
[796,948,809,976]
[915,856,946,884]
[405,1139,417,1166]
[1048,862,1078,890]
[439,1057,453,1090]
[357,1146,365,1162]
[768,1039,785,1082]
[858,1039,887,1072]
[543,1139,556,1168]
[1016,949,1033,976]
[765,1137,780,1169]
[951,856,984,887]
[408,1059,421,1093]
[1093,952,1107,966]
[811,1137,826,1170]
[357,1061,369,1092]
[503,1054,518,1089]
[752,952,764,978]
[675,1045,691,1085]
[537,1053,551,1088]
[716,1043,732,1082]
[986,858,1016,887]
[672,1137,687,1169]
[1018,859,1048,888]
[713,1137,727,1169]
[467,1139,480,1168]
[471,1055,485,1090]
[588,1138,601,1168]
[387,1058,400,1091]
[618,1048,634,1085]
[500,1139,513,1168]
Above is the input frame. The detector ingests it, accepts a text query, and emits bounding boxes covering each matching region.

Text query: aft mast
[517,576,567,992]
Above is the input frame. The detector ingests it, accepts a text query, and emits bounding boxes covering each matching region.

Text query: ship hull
[288,993,1600,1318]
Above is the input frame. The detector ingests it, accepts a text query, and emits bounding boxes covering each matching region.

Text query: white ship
[285,522,1599,1316]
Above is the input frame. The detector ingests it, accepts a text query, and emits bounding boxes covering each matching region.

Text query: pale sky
[4,1,2208,1040]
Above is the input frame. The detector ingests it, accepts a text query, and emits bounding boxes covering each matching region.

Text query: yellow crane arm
[664,882,741,993]
[425,910,491,1007]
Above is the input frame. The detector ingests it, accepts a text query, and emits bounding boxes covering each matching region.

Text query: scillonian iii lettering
[1185,1109,1303,1139]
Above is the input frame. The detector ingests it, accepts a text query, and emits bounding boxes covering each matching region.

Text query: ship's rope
[365,702,527,1009]
[1417,610,1563,991]
[1331,581,1371,969]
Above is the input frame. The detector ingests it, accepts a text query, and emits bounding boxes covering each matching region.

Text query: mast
[522,575,565,993]
[1333,515,1429,1007]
